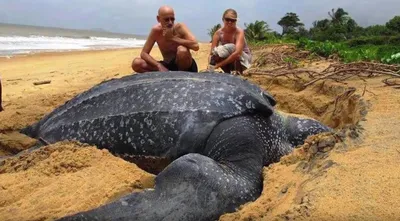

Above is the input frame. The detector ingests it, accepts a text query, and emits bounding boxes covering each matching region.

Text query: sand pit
[1,44,400,221]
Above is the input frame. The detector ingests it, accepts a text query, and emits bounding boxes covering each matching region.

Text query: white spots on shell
[245,100,255,109]
[144,117,152,126]
[120,200,129,206]
[148,139,155,145]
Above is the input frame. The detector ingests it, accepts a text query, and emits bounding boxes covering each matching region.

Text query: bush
[347,35,400,47]
[382,52,400,64]
[388,35,400,44]
[296,38,400,64]
[297,39,345,57]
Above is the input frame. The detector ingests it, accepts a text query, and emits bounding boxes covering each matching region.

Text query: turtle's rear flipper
[57,153,262,221]
[57,116,269,221]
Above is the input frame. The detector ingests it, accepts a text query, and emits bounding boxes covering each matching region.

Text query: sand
[0,44,399,221]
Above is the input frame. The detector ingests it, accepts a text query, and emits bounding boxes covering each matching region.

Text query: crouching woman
[208,9,252,74]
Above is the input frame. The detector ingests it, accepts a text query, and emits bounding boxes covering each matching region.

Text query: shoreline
[0,47,144,61]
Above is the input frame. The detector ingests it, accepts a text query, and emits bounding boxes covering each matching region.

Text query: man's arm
[215,30,245,69]
[169,23,199,51]
[140,28,167,71]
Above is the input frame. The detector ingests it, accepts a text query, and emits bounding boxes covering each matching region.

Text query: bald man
[132,6,199,73]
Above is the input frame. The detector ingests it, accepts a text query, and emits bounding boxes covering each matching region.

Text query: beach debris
[6,78,22,82]
[246,61,400,89]
[33,80,51,86]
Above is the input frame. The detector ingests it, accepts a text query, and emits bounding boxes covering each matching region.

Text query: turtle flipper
[57,153,262,221]
[285,115,332,147]
[57,116,271,221]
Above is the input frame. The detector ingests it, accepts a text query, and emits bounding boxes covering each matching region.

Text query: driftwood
[247,61,400,89]
[382,77,400,88]
[248,44,400,89]
[332,88,356,115]
[33,80,51,86]
[303,63,400,87]
[6,78,22,82]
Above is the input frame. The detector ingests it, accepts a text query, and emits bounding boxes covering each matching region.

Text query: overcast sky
[0,0,399,41]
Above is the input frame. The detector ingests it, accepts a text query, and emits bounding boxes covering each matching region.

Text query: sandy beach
[1,43,400,221]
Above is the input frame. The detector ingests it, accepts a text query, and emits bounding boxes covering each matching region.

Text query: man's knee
[176,46,190,58]
[132,57,144,72]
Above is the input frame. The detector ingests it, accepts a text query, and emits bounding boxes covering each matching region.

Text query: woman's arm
[208,30,221,65]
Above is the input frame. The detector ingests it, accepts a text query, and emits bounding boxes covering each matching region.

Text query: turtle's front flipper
[285,115,332,147]
[58,116,269,221]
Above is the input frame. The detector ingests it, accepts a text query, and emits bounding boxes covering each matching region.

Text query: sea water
[0,23,146,57]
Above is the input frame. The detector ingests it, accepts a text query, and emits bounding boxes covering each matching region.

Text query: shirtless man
[132,6,200,73]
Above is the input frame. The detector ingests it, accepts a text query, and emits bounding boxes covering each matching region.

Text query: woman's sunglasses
[224,18,237,23]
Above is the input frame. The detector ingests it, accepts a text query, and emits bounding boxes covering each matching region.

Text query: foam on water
[0,35,146,56]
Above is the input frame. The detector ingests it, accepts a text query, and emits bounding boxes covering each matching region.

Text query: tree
[244,20,271,41]
[308,8,361,41]
[312,19,331,31]
[207,24,221,42]
[328,8,349,25]
[277,12,304,35]
[364,25,396,36]
[386,16,400,33]
[297,26,310,38]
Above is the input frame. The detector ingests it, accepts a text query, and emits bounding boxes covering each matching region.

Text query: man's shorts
[159,57,198,72]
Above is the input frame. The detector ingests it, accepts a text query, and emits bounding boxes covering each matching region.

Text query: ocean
[0,23,147,57]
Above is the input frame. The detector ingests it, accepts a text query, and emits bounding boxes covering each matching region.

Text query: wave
[0,35,146,56]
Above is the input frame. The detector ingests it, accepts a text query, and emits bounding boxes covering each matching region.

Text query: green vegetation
[296,38,400,64]
[207,24,221,42]
[207,7,400,64]
[244,20,272,41]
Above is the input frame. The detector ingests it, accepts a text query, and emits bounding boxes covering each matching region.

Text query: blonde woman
[208,9,252,74]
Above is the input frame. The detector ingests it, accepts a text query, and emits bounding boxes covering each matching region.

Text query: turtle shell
[21,72,276,159]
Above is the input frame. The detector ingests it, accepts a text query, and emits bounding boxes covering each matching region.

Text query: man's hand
[162,27,175,40]
[157,63,169,72]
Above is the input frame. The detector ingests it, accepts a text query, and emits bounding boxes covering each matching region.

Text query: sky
[0,0,399,41]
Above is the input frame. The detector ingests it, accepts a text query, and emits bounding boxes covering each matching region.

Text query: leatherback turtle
[21,71,331,221]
